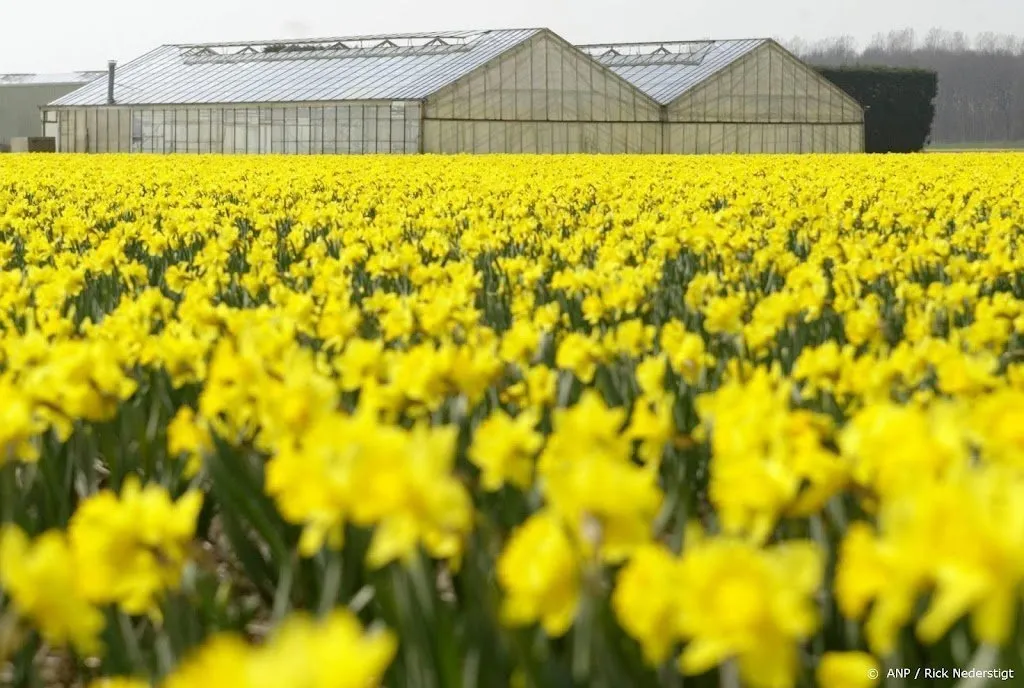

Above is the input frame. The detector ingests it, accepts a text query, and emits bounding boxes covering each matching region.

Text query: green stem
[0,465,16,524]
[720,659,740,688]
[155,632,175,679]
[318,550,342,616]
[117,611,146,674]
[347,584,376,614]
[572,592,595,684]
[952,644,1000,688]
[271,556,295,623]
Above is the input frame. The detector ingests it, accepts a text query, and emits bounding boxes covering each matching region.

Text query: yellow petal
[816,652,880,688]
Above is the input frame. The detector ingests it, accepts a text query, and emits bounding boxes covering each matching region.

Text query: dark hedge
[817,67,938,153]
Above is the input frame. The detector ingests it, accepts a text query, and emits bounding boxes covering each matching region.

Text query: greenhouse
[45,29,864,154]
[579,38,865,153]
[45,29,663,154]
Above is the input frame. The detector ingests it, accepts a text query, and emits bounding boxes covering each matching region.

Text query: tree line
[783,29,1024,146]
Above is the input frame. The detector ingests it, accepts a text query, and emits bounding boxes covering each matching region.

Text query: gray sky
[3,0,1019,73]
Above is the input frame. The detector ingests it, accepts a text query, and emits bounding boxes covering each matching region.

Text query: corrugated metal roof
[580,38,768,105]
[0,71,106,87]
[50,29,540,106]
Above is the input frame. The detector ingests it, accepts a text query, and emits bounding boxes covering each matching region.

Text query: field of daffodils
[0,153,1022,688]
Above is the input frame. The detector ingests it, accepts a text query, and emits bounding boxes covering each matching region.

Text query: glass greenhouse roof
[579,38,768,105]
[50,29,540,106]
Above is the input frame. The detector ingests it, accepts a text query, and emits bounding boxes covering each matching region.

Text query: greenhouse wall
[666,43,863,124]
[421,121,663,154]
[423,30,662,153]
[664,122,863,154]
[664,42,864,153]
[55,102,422,154]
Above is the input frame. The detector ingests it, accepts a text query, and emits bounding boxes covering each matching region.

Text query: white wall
[1,83,85,149]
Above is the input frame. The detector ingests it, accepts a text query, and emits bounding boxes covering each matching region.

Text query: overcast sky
[3,0,1020,73]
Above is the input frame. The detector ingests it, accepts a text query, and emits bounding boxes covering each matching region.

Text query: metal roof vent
[107,60,117,104]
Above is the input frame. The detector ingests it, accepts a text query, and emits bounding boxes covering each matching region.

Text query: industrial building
[578,38,865,153]
[0,72,104,150]
[43,28,864,154]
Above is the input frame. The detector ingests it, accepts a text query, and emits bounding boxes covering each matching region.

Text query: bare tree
[788,27,1024,146]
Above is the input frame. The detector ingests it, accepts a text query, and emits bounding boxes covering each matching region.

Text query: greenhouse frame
[45,28,864,155]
